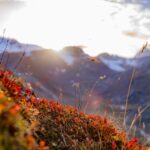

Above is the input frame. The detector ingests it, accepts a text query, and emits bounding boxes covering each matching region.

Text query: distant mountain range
[0,37,150,144]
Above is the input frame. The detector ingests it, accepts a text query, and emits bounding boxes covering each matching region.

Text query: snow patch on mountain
[101,58,126,72]
[125,59,136,66]
[61,53,75,65]
[0,38,42,56]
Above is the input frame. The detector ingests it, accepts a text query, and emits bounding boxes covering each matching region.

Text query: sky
[0,0,150,57]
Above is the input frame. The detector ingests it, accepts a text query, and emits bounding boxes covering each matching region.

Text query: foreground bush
[0,92,36,150]
[0,67,148,150]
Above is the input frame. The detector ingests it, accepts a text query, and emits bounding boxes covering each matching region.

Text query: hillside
[0,38,150,143]
[0,66,148,149]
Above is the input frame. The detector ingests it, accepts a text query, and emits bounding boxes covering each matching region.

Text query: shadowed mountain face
[0,38,150,144]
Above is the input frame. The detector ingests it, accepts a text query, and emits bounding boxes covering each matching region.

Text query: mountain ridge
[0,37,150,144]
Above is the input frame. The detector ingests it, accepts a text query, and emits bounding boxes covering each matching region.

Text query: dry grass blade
[0,39,9,64]
[60,128,67,146]
[123,42,148,130]
[0,29,6,44]
[83,77,100,112]
[5,53,9,68]
[14,49,25,69]
[128,102,150,133]
[123,67,136,129]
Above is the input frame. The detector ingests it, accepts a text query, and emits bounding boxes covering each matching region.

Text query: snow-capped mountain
[0,37,42,55]
[99,53,137,72]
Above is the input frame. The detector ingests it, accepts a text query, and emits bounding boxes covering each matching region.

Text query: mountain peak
[61,46,84,57]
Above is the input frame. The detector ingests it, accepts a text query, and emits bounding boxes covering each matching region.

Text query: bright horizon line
[0,35,148,58]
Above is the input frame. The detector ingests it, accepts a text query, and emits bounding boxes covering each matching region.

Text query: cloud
[0,0,25,26]
[124,31,150,39]
[105,0,149,5]
[104,0,150,40]
[0,1,25,11]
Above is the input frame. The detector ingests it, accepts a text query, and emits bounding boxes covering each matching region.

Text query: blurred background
[0,0,150,145]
